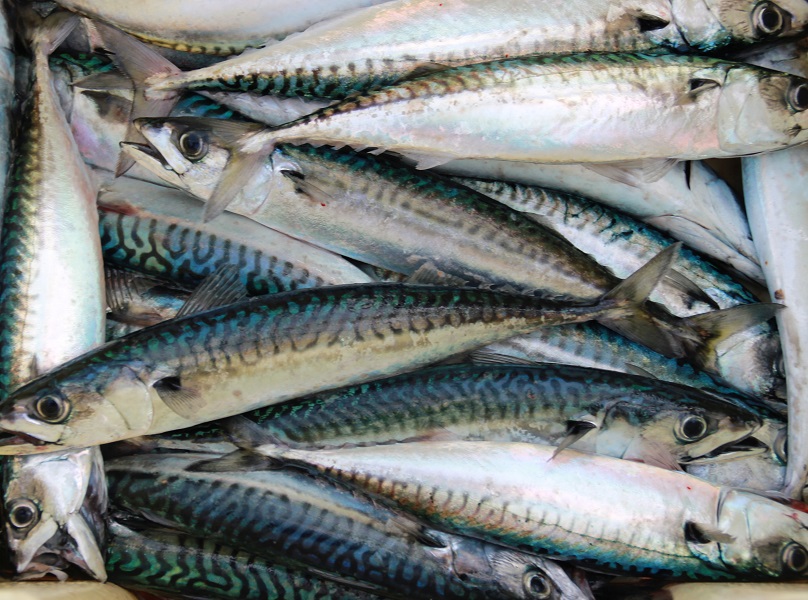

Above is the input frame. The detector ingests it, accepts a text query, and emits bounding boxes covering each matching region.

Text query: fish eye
[178,131,209,161]
[6,499,39,529]
[782,542,808,575]
[523,569,553,599]
[34,394,70,424]
[787,82,808,113]
[676,414,708,442]
[752,1,787,37]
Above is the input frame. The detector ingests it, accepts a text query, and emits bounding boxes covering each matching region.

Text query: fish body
[257,441,808,579]
[743,145,808,499]
[0,281,645,452]
[106,521,385,600]
[98,176,374,294]
[0,2,12,220]
[203,363,761,468]
[145,0,808,98]
[57,0,395,55]
[106,452,587,599]
[239,54,808,166]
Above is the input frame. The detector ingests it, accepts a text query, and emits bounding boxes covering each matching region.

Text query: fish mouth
[0,430,58,455]
[681,435,769,465]
[120,142,185,189]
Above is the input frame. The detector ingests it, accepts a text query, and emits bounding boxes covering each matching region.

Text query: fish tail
[22,10,79,57]
[91,22,182,175]
[596,242,688,357]
[186,416,288,473]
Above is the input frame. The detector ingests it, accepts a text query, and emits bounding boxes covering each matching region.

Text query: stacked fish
[2,0,808,597]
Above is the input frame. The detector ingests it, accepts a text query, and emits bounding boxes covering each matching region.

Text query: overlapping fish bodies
[107,452,588,599]
[106,520,387,600]
[190,363,762,469]
[0,249,676,452]
[222,441,808,580]
[0,13,108,580]
[3,447,107,581]
[133,0,808,103]
[57,0,395,54]
[98,176,374,293]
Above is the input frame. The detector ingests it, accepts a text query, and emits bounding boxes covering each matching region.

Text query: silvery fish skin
[204,54,808,171]
[98,176,374,293]
[0,2,13,219]
[641,582,808,599]
[435,160,761,283]
[3,447,107,581]
[255,441,808,579]
[56,0,395,55]
[145,0,808,99]
[743,146,808,499]
[457,177,755,316]
[0,16,107,580]
[191,363,762,468]
[106,521,386,600]
[107,452,587,600]
[0,282,642,452]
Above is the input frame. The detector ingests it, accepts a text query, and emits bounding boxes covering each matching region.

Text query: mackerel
[188,363,761,469]
[0,260,671,452]
[0,15,107,580]
[106,452,587,599]
[0,1,12,220]
[98,176,374,295]
[231,441,808,579]
[106,521,385,600]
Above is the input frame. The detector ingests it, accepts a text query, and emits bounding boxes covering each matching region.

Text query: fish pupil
[681,416,707,440]
[12,506,32,526]
[760,6,782,30]
[37,396,62,420]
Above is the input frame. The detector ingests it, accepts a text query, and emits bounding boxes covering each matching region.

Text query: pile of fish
[2,0,808,597]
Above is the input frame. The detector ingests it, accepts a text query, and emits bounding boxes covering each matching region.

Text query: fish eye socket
[783,542,808,574]
[787,82,808,112]
[178,131,209,161]
[6,499,39,529]
[775,428,788,464]
[676,414,708,442]
[523,569,552,599]
[34,394,69,424]
[753,2,787,36]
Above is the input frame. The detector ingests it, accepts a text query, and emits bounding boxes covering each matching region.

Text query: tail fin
[90,22,182,175]
[682,303,785,373]
[25,11,78,58]
[597,243,686,357]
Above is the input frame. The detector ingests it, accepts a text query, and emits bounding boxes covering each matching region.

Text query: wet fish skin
[197,363,762,468]
[0,281,643,452]
[0,1,12,221]
[98,176,374,295]
[106,520,385,600]
[4,447,107,581]
[106,452,586,599]
[231,54,808,167]
[249,441,808,579]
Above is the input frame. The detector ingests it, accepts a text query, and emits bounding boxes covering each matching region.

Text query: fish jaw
[120,142,187,191]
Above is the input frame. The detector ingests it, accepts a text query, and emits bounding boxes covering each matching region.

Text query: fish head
[448,537,587,599]
[0,362,155,451]
[716,489,808,577]
[3,448,107,581]
[598,393,761,467]
[712,325,786,400]
[718,66,808,154]
[671,0,808,50]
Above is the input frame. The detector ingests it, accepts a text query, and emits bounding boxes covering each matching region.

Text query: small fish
[107,452,588,599]
[208,441,808,579]
[0,251,673,452]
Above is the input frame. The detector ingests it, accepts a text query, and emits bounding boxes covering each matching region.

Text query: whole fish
[743,146,808,500]
[127,54,808,221]
[0,14,108,580]
[59,0,395,55]
[106,452,588,599]
[106,520,386,600]
[3,447,107,581]
[98,176,375,294]
[112,0,808,104]
[0,256,672,452]
[220,441,808,580]
[125,123,763,360]
[435,160,761,282]
[190,363,762,470]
